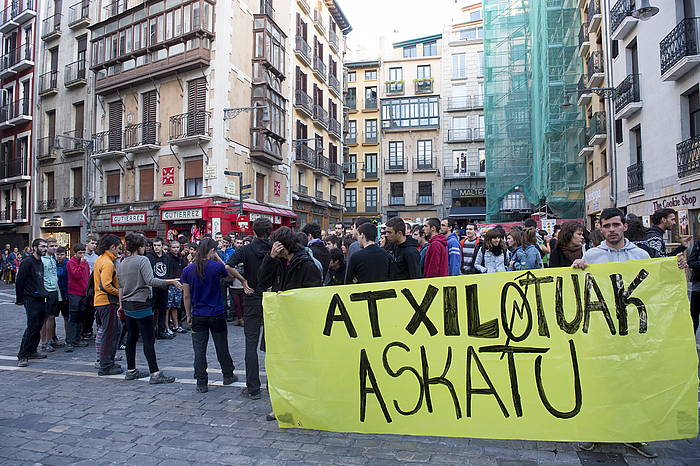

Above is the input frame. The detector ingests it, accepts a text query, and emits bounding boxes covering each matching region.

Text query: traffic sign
[224,170,242,176]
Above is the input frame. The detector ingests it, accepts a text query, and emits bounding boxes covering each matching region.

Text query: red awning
[243,202,297,218]
[159,198,215,210]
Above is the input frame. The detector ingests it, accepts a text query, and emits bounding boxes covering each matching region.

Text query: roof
[324,0,352,34]
[345,60,381,69]
[393,34,442,48]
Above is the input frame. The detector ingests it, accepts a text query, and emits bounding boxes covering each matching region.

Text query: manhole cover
[577,451,628,465]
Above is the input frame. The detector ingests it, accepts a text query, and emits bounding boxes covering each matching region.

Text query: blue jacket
[447,232,462,276]
[56,258,68,299]
[513,245,543,270]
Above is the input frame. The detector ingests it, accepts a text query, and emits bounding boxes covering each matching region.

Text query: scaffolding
[484,0,585,222]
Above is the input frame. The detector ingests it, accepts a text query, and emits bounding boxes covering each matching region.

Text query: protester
[345,222,392,284]
[474,228,511,273]
[411,224,429,271]
[385,217,421,280]
[93,234,123,376]
[422,218,448,278]
[295,232,323,276]
[325,248,346,286]
[118,234,180,384]
[324,235,340,251]
[646,208,690,257]
[333,223,344,237]
[302,223,331,275]
[55,247,69,346]
[65,243,90,352]
[687,240,700,335]
[227,238,245,326]
[148,238,174,340]
[624,216,656,258]
[460,223,481,274]
[166,240,188,333]
[347,217,372,260]
[225,218,272,400]
[341,235,355,258]
[512,228,543,270]
[182,239,238,393]
[84,235,98,271]
[15,239,49,367]
[82,236,98,341]
[440,218,462,276]
[548,221,584,268]
[39,238,62,353]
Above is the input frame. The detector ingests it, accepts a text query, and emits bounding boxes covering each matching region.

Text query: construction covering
[483,0,585,222]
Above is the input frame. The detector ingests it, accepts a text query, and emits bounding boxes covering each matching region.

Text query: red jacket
[67,256,90,296]
[423,234,449,278]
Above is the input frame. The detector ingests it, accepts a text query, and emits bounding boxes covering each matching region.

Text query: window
[345,188,357,208]
[346,87,356,108]
[417,140,432,168]
[470,9,482,21]
[611,40,619,59]
[389,67,403,82]
[479,148,486,173]
[388,141,404,168]
[615,119,623,144]
[365,153,377,177]
[45,171,55,203]
[689,87,700,138]
[256,173,266,201]
[138,165,154,201]
[390,182,404,205]
[452,150,468,173]
[364,86,377,108]
[72,167,83,198]
[423,41,437,57]
[106,170,120,203]
[459,26,483,40]
[417,65,431,79]
[184,158,203,196]
[451,116,468,140]
[365,119,378,141]
[347,71,356,82]
[381,96,440,128]
[631,126,642,164]
[347,154,357,175]
[452,53,467,79]
[600,149,607,174]
[365,188,377,209]
[348,120,357,139]
[365,69,377,80]
[418,181,432,204]
[403,45,416,58]
[478,51,484,76]
[297,170,305,189]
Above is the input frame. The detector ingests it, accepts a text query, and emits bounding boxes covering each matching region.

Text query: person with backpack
[441,218,463,276]
[460,223,481,274]
[511,227,543,270]
[474,228,511,273]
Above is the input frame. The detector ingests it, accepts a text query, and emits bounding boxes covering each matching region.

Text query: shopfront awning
[448,206,487,218]
[159,198,215,210]
[243,202,297,218]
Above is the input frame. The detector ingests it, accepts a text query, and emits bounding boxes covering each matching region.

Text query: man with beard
[148,238,173,339]
[385,216,421,280]
[15,239,49,367]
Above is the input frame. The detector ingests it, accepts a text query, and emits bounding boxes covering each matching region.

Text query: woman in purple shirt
[181,238,237,393]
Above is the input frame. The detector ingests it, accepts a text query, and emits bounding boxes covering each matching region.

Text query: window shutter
[187,78,206,135]
[73,167,83,198]
[108,101,123,150]
[184,159,203,179]
[106,171,120,196]
[142,91,157,144]
[46,172,55,200]
[139,166,154,201]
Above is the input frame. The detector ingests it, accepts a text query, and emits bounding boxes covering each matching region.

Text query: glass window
[403,45,416,58]
[347,71,356,82]
[347,154,357,173]
[479,148,486,173]
[348,120,357,137]
[365,187,377,207]
[365,69,377,80]
[365,153,377,175]
[452,54,466,79]
[364,86,377,108]
[165,11,173,40]
[381,96,440,128]
[470,10,482,21]
[417,65,431,79]
[423,41,437,56]
[365,119,377,138]
[389,67,403,82]
[345,188,357,207]
[388,141,404,168]
[459,26,483,40]
[417,140,432,167]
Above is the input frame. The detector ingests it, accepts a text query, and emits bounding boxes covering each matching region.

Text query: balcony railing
[345,204,356,212]
[315,154,330,174]
[169,110,210,141]
[364,97,378,110]
[64,59,86,86]
[312,104,329,127]
[330,194,338,204]
[0,158,28,178]
[295,89,313,115]
[415,157,435,170]
[297,185,309,195]
[315,190,323,199]
[330,162,343,180]
[294,35,311,64]
[677,135,700,179]
[590,111,606,137]
[366,205,377,212]
[124,121,161,148]
[313,9,325,33]
[63,196,85,209]
[295,142,316,166]
[627,161,643,193]
[588,0,601,18]
[587,51,604,76]
[329,28,339,51]
[364,169,377,179]
[345,96,357,110]
[313,55,326,80]
[579,22,589,47]
[329,73,341,95]
[363,131,378,144]
[416,193,433,205]
[660,18,700,76]
[447,95,483,110]
[610,0,634,34]
[389,196,405,206]
[68,0,90,27]
[14,208,26,219]
[38,199,57,211]
[39,70,58,94]
[103,0,127,17]
[8,98,30,120]
[41,13,61,39]
[62,129,87,153]
[1,0,35,28]
[614,74,640,114]
[93,129,123,154]
[37,136,58,160]
[385,159,407,172]
[414,79,433,94]
[448,128,484,142]
[385,82,404,95]
[345,165,357,179]
[329,117,341,137]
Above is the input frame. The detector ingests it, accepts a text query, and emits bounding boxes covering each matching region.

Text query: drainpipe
[602,0,617,208]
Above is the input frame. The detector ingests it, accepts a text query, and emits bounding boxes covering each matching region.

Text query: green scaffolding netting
[483,0,586,222]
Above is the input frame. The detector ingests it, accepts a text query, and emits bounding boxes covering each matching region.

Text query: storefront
[293,198,342,230]
[447,187,487,225]
[39,217,82,249]
[92,203,160,237]
[626,190,699,242]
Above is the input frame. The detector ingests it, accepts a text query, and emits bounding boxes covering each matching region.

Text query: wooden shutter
[106,171,120,197]
[74,102,84,138]
[255,173,265,201]
[73,167,83,198]
[47,110,56,138]
[46,172,55,200]
[108,101,123,150]
[184,159,203,179]
[142,90,157,144]
[187,78,206,135]
[139,166,154,201]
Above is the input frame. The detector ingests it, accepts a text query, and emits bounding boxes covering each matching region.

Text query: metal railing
[627,161,644,193]
[63,196,85,209]
[62,129,86,152]
[295,142,316,166]
[363,131,378,144]
[588,0,601,18]
[93,129,123,153]
[169,110,210,140]
[416,193,433,205]
[415,157,435,170]
[124,121,160,148]
[330,194,337,204]
[364,169,377,179]
[579,22,588,46]
[365,205,377,212]
[9,98,30,119]
[364,97,378,109]
[295,89,313,114]
[41,13,61,38]
[313,8,324,31]
[415,79,433,93]
[614,74,641,114]
[345,204,356,212]
[39,70,58,93]
[345,165,357,179]
[329,29,339,50]
[345,96,357,109]
[329,73,341,95]
[294,35,311,62]
[312,104,328,126]
[587,50,604,76]
[64,59,86,85]
[385,82,404,94]
[37,136,57,158]
[297,184,309,195]
[328,117,341,136]
[315,190,323,199]
[590,111,606,137]
[660,17,700,76]
[313,55,326,80]
[315,154,330,174]
[103,0,127,17]
[14,208,26,219]
[448,128,484,142]
[385,158,407,172]
[0,158,27,178]
[68,0,90,26]
[677,135,700,179]
[389,196,405,206]
[2,0,34,24]
[610,0,634,34]
[330,162,343,179]
[38,199,57,211]
[447,95,483,110]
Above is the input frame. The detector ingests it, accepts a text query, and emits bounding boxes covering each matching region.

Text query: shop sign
[211,217,221,235]
[274,215,282,224]
[162,167,175,185]
[249,212,273,222]
[42,218,63,228]
[452,188,486,198]
[651,193,698,211]
[161,208,203,221]
[111,211,147,226]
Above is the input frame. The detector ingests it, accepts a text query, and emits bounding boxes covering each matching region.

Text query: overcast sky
[341,0,463,60]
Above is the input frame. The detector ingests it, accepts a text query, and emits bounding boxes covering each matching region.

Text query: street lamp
[560,84,617,109]
[632,0,659,20]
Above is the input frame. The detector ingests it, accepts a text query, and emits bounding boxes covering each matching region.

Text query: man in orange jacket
[93,234,123,376]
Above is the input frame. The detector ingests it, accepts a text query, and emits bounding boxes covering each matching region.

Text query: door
[77,36,87,79]
[74,101,84,139]
[108,101,123,151]
[142,90,157,144]
[187,78,206,136]
[47,110,56,140]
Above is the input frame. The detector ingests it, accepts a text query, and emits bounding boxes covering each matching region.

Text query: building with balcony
[33,0,92,246]
[578,0,613,228]
[441,3,486,225]
[343,59,381,224]
[292,0,350,229]
[608,0,700,239]
[0,0,36,247]
[379,33,443,222]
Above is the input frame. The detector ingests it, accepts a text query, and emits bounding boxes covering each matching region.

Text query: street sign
[224,170,242,176]
[241,193,251,200]
[242,184,251,189]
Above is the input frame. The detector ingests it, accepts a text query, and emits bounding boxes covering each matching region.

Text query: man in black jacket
[301,223,330,276]
[385,216,422,280]
[15,238,49,367]
[148,238,173,339]
[226,218,272,400]
[646,208,690,258]
[345,223,391,284]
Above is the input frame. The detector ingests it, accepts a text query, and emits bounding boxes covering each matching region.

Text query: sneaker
[98,366,124,376]
[65,345,74,353]
[125,368,150,380]
[578,443,595,451]
[119,344,126,350]
[223,374,238,385]
[28,352,47,359]
[240,388,261,400]
[624,443,658,458]
[196,385,208,393]
[157,332,174,340]
[41,343,55,353]
[76,341,89,347]
[82,332,94,340]
[94,360,100,369]
[17,358,28,367]
[175,326,186,333]
[149,371,176,384]
[51,339,66,348]
[266,412,276,421]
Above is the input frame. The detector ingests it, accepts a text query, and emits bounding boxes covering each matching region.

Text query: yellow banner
[263,258,698,442]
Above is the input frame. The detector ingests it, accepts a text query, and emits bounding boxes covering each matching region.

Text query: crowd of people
[9,206,696,457]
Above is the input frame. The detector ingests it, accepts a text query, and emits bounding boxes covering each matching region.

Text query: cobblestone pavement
[0,283,698,465]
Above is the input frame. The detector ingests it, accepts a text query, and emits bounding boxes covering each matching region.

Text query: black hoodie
[258,250,322,292]
[390,236,422,280]
[226,238,271,299]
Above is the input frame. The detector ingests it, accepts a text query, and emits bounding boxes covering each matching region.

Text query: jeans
[153,289,168,333]
[82,299,95,336]
[125,314,159,373]
[243,298,264,394]
[95,304,121,371]
[691,290,700,334]
[191,313,235,386]
[66,294,86,346]
[229,289,244,320]
[17,297,48,359]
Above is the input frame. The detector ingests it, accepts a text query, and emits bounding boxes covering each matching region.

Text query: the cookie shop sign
[161,208,203,221]
[652,193,698,211]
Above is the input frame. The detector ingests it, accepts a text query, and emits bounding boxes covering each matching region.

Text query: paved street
[0,283,698,466]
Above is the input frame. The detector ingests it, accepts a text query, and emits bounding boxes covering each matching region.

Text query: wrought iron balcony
[62,129,87,155]
[415,157,435,171]
[294,35,311,65]
[363,131,378,144]
[0,158,28,179]
[8,98,31,123]
[416,193,433,205]
[315,154,330,174]
[37,136,58,161]
[588,0,602,25]
[579,22,589,49]
[124,121,161,151]
[330,162,343,180]
[329,73,341,96]
[385,158,407,173]
[447,95,483,111]
[92,129,124,155]
[610,0,634,35]
[294,89,313,116]
[389,195,405,206]
[586,51,604,85]
[627,161,643,193]
[330,194,338,204]
[0,0,35,33]
[677,135,700,179]
[63,196,85,209]
[312,104,329,128]
[64,59,86,87]
[68,0,90,29]
[297,184,309,195]
[313,8,325,33]
[38,199,57,211]
[614,74,641,117]
[41,13,61,40]
[294,142,316,167]
[39,70,58,95]
[329,117,341,138]
[589,112,607,143]
[329,29,339,52]
[315,190,324,199]
[660,17,700,80]
[364,97,378,110]
[313,55,326,81]
[169,110,211,143]
[385,82,404,95]
[414,79,433,94]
